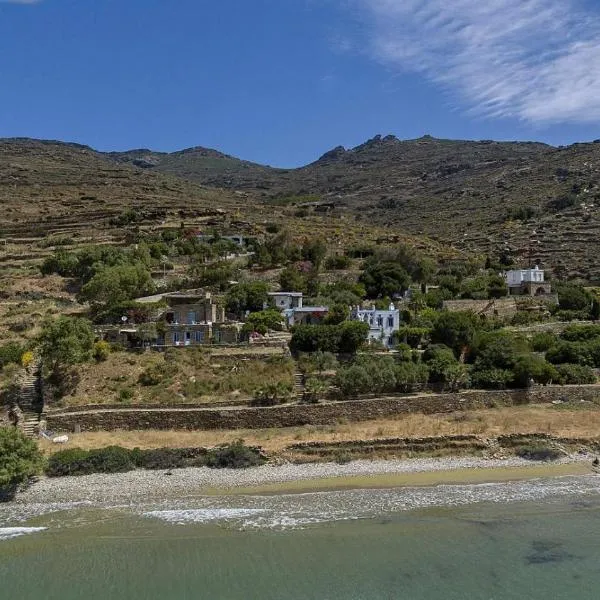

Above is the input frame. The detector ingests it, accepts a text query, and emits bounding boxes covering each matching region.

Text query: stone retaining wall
[46,385,600,433]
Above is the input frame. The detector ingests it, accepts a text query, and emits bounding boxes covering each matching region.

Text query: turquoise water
[1,477,600,599]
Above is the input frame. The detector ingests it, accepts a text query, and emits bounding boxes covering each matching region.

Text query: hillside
[103,135,600,280]
[4,135,600,280]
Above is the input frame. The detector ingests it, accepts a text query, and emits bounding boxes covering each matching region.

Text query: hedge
[46,441,266,477]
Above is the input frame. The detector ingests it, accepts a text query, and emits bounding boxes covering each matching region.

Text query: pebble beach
[12,455,594,505]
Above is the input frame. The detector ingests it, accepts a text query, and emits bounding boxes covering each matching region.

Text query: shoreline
[12,455,597,505]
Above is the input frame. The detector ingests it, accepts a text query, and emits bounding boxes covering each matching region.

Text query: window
[173,331,180,344]
[195,330,204,343]
[377,316,384,327]
[388,316,395,328]
[187,311,196,324]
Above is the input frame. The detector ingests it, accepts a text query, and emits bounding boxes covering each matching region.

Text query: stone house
[351,304,401,347]
[159,292,240,346]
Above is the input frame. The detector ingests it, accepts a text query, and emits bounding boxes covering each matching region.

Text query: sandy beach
[12,455,596,505]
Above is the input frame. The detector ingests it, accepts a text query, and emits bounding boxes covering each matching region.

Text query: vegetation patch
[46,440,266,477]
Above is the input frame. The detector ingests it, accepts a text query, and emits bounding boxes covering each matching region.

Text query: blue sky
[1,0,600,167]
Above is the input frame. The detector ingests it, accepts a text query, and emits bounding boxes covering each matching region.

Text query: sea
[1,474,600,600]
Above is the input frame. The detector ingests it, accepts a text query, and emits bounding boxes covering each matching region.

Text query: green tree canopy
[242,309,284,335]
[0,427,44,490]
[431,311,480,356]
[79,263,155,306]
[279,267,307,293]
[37,316,95,373]
[226,281,269,316]
[359,260,410,299]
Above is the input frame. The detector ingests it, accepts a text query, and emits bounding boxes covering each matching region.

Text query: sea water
[1,475,600,600]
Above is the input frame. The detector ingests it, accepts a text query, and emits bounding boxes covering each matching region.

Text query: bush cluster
[46,441,266,477]
[334,356,428,397]
[290,321,369,355]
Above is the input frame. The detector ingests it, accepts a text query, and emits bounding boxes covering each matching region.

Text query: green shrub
[132,447,208,470]
[93,340,111,362]
[0,427,44,490]
[118,388,134,402]
[471,367,513,390]
[47,443,265,476]
[251,382,293,406]
[46,448,91,477]
[514,444,563,461]
[138,362,169,386]
[531,332,558,352]
[512,355,558,387]
[205,440,266,469]
[555,364,597,385]
[560,324,600,342]
[334,365,371,397]
[394,362,429,392]
[0,342,24,369]
[546,341,593,366]
[325,255,351,270]
[47,446,135,477]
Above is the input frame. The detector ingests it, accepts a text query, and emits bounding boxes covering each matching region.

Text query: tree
[431,311,480,356]
[359,260,410,299]
[279,267,306,293]
[37,316,94,374]
[302,239,327,270]
[79,263,155,305]
[591,297,600,322]
[242,309,284,335]
[323,303,349,325]
[334,365,371,397]
[290,322,369,355]
[487,275,508,299]
[512,355,558,388]
[556,283,592,312]
[0,427,44,491]
[338,321,370,354]
[226,282,269,316]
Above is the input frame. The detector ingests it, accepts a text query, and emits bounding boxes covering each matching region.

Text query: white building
[351,304,401,347]
[505,267,552,296]
[267,292,303,310]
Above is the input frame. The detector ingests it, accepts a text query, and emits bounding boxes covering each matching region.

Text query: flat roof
[293,306,329,312]
[268,291,303,297]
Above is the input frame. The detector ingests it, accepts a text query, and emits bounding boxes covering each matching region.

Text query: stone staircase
[14,362,44,438]
[293,371,305,400]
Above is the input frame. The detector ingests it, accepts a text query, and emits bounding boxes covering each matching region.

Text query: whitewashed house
[351,304,401,347]
[267,292,303,310]
[267,292,329,327]
[505,266,552,296]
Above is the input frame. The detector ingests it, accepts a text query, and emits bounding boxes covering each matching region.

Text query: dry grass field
[52,347,295,408]
[40,404,600,456]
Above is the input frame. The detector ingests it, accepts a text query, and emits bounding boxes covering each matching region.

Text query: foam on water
[0,527,47,541]
[140,474,600,530]
[144,508,268,524]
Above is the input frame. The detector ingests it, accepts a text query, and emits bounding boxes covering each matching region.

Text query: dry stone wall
[46,385,600,433]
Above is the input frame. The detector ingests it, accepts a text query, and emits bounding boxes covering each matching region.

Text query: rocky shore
[13,455,594,505]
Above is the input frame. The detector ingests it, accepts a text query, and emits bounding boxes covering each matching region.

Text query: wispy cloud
[349,0,600,124]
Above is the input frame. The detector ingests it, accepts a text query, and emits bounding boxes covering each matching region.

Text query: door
[185,331,191,346]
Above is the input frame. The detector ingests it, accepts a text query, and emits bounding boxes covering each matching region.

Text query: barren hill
[104,134,600,280]
[0,138,245,239]
[3,135,600,279]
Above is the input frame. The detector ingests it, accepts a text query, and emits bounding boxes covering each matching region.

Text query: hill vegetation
[102,134,600,281]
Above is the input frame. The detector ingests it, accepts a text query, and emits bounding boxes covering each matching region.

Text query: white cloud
[350,0,600,123]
